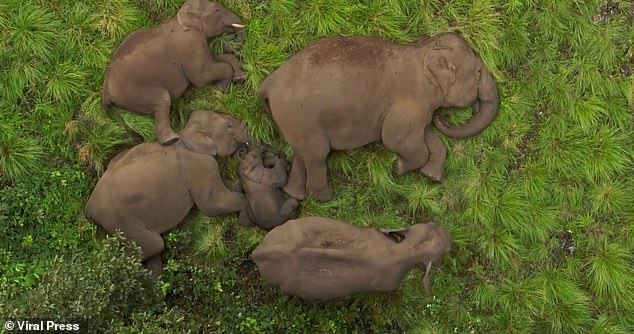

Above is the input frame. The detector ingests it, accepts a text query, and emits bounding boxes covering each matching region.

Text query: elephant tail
[257,81,288,142]
[102,91,143,142]
[257,86,272,118]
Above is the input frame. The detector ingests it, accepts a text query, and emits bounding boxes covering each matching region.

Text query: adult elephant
[258,32,499,202]
[102,0,246,145]
[84,111,251,275]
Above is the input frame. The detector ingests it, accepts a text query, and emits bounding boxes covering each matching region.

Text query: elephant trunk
[232,128,252,160]
[247,141,283,157]
[433,66,498,139]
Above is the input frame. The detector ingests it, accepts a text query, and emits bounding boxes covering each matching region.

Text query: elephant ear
[177,0,203,32]
[180,120,218,156]
[425,45,458,100]
[380,228,408,243]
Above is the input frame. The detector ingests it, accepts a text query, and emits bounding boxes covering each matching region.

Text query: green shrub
[0,234,163,333]
[0,129,44,184]
[0,165,94,265]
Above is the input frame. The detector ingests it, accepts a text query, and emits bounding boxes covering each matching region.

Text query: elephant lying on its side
[258,32,499,202]
[85,111,250,275]
[237,148,299,230]
[252,217,452,300]
[102,0,246,145]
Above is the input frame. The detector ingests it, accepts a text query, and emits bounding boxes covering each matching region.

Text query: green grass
[1,0,634,333]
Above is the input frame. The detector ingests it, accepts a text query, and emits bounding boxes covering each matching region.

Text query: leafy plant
[0,234,163,333]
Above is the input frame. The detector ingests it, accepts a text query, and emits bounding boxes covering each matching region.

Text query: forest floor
[1,0,633,333]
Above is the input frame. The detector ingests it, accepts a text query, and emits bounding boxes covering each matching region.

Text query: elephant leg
[145,254,163,278]
[280,198,300,220]
[215,53,246,82]
[199,190,247,217]
[153,92,178,146]
[109,85,177,145]
[214,80,232,93]
[126,224,165,276]
[382,108,430,176]
[283,154,307,200]
[238,209,255,226]
[223,179,243,193]
[213,54,245,92]
[419,128,447,182]
[95,224,109,239]
[303,146,332,202]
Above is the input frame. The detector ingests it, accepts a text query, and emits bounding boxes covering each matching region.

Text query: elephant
[84,111,251,275]
[102,0,246,145]
[237,147,300,231]
[252,217,452,300]
[258,32,499,202]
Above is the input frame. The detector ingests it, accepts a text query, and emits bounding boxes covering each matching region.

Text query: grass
[1,0,633,333]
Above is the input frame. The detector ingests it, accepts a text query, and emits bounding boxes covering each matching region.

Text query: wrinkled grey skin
[102,0,246,145]
[85,111,251,276]
[252,217,452,300]
[258,32,498,202]
[237,148,300,231]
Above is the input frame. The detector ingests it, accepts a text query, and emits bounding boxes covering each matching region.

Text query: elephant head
[382,223,452,293]
[179,111,250,157]
[239,150,265,183]
[177,0,244,38]
[423,32,499,139]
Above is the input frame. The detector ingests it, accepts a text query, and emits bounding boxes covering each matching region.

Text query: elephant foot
[283,198,300,220]
[238,210,255,227]
[310,186,333,203]
[233,70,246,83]
[395,158,414,176]
[214,80,231,93]
[145,255,163,278]
[158,130,179,146]
[420,165,443,183]
[282,183,306,201]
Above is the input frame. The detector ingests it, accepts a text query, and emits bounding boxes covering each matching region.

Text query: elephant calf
[258,32,498,202]
[238,149,299,230]
[102,0,246,145]
[85,111,251,275]
[252,217,452,300]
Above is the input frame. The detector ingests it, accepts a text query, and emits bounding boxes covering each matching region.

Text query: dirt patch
[593,1,620,23]
[550,229,576,266]
[508,108,547,172]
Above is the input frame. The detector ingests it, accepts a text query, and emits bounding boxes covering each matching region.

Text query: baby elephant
[85,111,251,275]
[102,0,246,145]
[238,148,300,230]
[252,217,452,300]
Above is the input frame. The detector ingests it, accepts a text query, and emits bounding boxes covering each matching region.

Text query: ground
[0,0,633,333]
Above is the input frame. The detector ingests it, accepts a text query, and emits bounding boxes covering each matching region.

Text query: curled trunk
[433,67,499,139]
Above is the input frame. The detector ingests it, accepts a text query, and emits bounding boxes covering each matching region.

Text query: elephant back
[252,217,392,300]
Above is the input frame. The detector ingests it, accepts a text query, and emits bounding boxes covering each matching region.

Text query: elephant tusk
[231,23,245,29]
[422,261,432,294]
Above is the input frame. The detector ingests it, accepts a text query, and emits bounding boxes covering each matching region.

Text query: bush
[0,234,164,333]
[0,165,94,266]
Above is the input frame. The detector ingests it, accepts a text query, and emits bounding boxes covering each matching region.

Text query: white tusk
[231,23,245,29]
